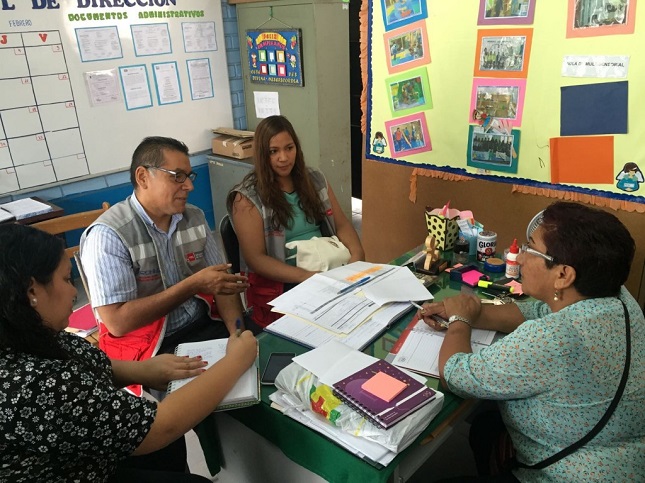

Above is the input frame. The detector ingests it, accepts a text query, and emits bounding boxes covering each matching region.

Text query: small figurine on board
[416,235,448,275]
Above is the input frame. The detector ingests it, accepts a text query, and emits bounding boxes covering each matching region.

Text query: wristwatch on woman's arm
[447,315,472,327]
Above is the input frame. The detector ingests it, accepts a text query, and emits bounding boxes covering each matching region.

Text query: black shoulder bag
[512,300,632,471]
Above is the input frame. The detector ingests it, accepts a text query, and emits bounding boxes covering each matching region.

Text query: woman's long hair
[232,115,327,230]
[0,224,69,359]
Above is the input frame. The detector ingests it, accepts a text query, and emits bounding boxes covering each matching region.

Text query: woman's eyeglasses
[520,243,554,263]
[145,166,197,183]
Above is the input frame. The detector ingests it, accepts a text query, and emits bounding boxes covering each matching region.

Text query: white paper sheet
[392,320,495,378]
[265,302,412,350]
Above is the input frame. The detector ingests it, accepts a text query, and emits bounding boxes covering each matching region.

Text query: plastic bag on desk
[275,362,444,454]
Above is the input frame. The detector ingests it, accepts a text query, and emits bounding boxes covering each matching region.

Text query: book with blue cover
[332,359,436,429]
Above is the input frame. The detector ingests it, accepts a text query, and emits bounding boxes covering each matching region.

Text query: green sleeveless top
[284,191,322,265]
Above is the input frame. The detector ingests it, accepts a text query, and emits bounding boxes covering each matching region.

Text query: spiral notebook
[332,359,436,429]
[167,339,260,411]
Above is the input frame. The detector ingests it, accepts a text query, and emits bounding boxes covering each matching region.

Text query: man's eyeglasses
[520,243,555,263]
[145,166,197,183]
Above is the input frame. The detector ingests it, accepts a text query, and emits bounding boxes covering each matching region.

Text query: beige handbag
[285,236,351,271]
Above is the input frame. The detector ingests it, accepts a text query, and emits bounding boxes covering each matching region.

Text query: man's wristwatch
[447,315,472,327]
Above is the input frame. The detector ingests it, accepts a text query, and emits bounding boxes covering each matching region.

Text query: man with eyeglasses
[80,136,252,397]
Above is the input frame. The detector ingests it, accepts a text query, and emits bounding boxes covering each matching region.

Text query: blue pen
[338,276,371,295]
[235,318,242,337]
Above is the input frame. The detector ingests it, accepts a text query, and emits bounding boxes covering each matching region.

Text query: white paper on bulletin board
[365,0,645,203]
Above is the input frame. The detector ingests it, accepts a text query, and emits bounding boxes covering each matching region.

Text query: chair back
[219,214,241,274]
[32,202,110,259]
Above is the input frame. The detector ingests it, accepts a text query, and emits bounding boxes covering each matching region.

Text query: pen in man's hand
[235,318,242,337]
[337,276,371,295]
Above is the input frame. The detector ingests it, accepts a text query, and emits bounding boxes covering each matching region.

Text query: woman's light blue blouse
[444,287,645,482]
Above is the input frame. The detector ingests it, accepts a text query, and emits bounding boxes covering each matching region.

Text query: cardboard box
[211,127,254,159]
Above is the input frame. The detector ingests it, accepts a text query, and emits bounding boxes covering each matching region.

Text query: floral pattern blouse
[0,332,157,482]
[444,287,645,482]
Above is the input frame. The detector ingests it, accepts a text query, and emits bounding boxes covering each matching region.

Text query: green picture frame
[385,67,432,117]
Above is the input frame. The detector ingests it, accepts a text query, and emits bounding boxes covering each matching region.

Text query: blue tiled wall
[222,1,247,131]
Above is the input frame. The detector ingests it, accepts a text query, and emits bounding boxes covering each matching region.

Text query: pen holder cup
[425,213,459,251]
[460,233,478,256]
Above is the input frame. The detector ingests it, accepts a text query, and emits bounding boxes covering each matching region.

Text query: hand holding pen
[411,300,449,331]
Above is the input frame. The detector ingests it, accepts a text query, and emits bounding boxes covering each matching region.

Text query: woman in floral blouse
[419,201,644,482]
[0,223,257,482]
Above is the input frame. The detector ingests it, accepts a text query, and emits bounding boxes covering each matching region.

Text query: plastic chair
[219,214,240,274]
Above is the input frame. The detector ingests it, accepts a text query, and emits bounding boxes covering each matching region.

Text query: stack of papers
[270,340,444,466]
[0,198,53,220]
[266,262,434,350]
[0,208,15,223]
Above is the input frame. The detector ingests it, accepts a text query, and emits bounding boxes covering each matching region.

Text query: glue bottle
[505,239,520,279]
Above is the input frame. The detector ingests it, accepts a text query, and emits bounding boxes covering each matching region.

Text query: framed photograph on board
[478,0,536,25]
[469,78,526,127]
[386,67,432,117]
[566,0,636,38]
[384,113,432,158]
[473,28,533,78]
[380,0,428,32]
[467,125,520,174]
[246,29,304,86]
[384,21,430,75]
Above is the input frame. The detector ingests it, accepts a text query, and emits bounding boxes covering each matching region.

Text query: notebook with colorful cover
[332,359,436,429]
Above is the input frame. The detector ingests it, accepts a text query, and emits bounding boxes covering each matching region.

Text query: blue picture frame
[380,0,428,32]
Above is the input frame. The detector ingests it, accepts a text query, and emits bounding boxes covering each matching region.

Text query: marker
[235,318,242,337]
[337,276,371,295]
[477,280,514,293]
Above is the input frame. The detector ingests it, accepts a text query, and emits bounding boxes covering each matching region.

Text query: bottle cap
[509,238,519,254]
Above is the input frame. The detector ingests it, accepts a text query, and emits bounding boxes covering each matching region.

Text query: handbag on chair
[285,236,351,272]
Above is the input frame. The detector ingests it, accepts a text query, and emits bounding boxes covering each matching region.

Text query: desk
[201,253,478,483]
[0,197,64,225]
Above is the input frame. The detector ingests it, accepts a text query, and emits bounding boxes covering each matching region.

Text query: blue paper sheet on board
[560,81,628,136]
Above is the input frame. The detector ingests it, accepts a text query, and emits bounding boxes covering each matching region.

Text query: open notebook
[167,339,260,411]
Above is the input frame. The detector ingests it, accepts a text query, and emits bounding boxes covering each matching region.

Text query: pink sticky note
[361,371,407,402]
[506,280,523,295]
[461,269,485,287]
